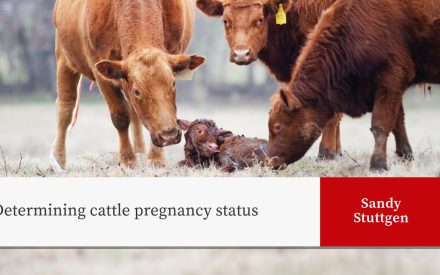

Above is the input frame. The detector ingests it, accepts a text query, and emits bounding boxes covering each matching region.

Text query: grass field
[1,91,440,177]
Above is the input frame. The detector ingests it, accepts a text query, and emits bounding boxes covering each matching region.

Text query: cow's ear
[216,129,234,143]
[177,119,192,131]
[279,88,302,111]
[168,54,206,80]
[95,60,127,81]
[264,0,292,15]
[196,0,224,17]
[272,88,302,112]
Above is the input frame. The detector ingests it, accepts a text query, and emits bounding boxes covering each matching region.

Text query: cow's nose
[267,156,286,170]
[159,128,181,143]
[233,48,250,62]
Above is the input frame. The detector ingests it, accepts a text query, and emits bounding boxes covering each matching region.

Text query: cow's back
[54,0,195,78]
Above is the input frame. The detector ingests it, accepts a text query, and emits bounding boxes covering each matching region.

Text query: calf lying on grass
[177,119,268,172]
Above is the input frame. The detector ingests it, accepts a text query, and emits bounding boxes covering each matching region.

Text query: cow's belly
[57,34,95,78]
[54,0,96,79]
[162,0,194,54]
[329,77,376,118]
[411,19,440,84]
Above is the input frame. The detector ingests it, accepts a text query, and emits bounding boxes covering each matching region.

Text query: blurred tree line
[0,0,277,101]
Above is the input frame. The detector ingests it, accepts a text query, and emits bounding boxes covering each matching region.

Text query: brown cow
[196,0,345,160]
[178,119,268,172]
[50,0,205,172]
[268,0,440,171]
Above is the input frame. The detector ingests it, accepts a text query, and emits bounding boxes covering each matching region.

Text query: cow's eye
[198,129,203,134]
[173,81,176,87]
[133,89,141,98]
[257,17,264,25]
[223,19,230,27]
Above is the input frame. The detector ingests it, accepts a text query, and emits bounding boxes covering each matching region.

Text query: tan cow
[51,0,205,172]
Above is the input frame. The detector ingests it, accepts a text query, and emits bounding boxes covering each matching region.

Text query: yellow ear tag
[276,3,287,25]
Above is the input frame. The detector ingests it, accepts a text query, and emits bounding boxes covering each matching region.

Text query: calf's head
[268,88,331,169]
[197,0,292,65]
[96,48,205,147]
[178,119,233,157]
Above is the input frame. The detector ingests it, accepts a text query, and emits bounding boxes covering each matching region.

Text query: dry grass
[1,94,440,177]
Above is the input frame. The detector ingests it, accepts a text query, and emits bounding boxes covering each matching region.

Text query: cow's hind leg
[393,104,413,161]
[317,113,343,160]
[97,80,136,168]
[370,63,411,171]
[50,58,80,172]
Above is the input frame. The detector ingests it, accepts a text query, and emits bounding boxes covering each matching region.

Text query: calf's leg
[317,112,343,160]
[97,79,136,168]
[392,104,413,160]
[50,58,80,172]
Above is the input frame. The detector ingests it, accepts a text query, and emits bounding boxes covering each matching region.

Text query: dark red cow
[268,0,440,171]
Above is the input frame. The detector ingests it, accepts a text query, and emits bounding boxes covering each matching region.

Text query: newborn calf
[177,119,268,172]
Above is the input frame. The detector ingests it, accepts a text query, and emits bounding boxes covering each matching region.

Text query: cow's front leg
[393,104,413,161]
[147,141,166,167]
[50,57,80,172]
[130,107,146,154]
[317,112,343,160]
[97,80,136,168]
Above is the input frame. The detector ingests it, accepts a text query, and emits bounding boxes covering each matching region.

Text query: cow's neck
[258,12,304,83]
[117,0,166,57]
[258,0,336,83]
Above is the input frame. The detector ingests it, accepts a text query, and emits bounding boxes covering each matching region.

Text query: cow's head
[267,88,332,169]
[96,48,205,147]
[197,0,292,65]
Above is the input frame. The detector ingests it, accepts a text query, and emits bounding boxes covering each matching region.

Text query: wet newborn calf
[178,119,268,172]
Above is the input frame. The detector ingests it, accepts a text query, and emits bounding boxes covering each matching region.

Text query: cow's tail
[67,75,83,134]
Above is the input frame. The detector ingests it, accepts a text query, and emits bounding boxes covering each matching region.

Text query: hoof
[370,155,388,172]
[396,144,414,161]
[148,157,166,167]
[49,146,65,174]
[316,148,342,161]
[119,151,136,169]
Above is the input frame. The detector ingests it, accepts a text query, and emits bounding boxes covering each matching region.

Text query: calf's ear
[196,0,224,17]
[95,60,127,81]
[177,119,192,131]
[216,129,234,143]
[168,54,206,80]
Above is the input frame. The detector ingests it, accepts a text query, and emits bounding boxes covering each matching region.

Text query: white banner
[0,177,320,247]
